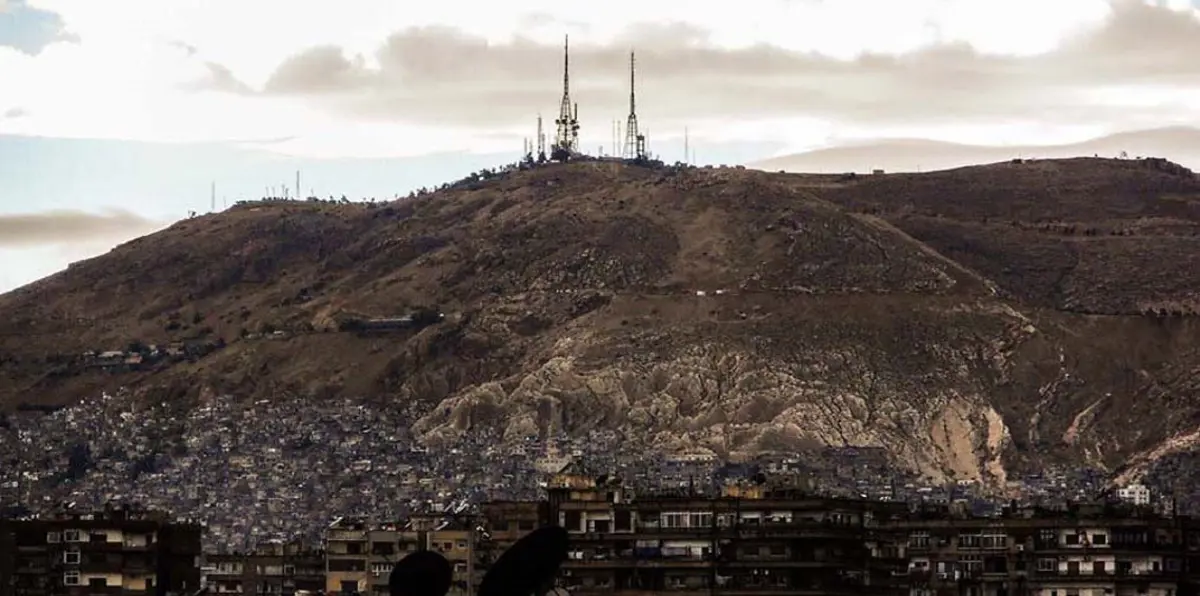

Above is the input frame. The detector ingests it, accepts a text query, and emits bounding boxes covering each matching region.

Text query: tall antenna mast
[296,170,301,199]
[684,127,689,165]
[552,35,579,162]
[623,51,646,161]
[612,120,618,158]
[210,181,215,212]
[536,114,546,162]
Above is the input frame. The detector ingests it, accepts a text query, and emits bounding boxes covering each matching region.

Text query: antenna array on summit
[529,35,658,165]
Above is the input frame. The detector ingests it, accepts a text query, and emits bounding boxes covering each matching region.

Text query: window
[88,578,107,588]
[63,571,81,586]
[959,555,982,572]
[456,540,467,549]
[46,531,60,543]
[958,534,981,548]
[909,532,931,548]
[981,535,1008,549]
[283,565,295,576]
[1039,529,1058,546]
[1037,558,1056,572]
[1065,533,1080,545]
[63,529,82,542]
[1092,533,1108,545]
[63,549,81,564]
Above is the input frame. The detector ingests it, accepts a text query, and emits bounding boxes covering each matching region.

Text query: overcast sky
[1,0,1199,291]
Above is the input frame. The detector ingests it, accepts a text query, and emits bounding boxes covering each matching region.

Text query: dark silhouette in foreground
[390,550,453,596]
[390,526,569,596]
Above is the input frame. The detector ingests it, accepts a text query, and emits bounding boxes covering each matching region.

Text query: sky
[1,0,1199,292]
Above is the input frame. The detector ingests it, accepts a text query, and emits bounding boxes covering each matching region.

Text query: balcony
[1034,568,1177,581]
[907,570,933,584]
[562,557,631,568]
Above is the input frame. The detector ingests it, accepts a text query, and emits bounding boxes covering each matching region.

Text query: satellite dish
[478,526,570,596]
[390,550,453,596]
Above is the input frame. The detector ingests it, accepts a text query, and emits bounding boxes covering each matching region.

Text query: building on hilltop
[1117,483,1152,507]
[0,506,202,596]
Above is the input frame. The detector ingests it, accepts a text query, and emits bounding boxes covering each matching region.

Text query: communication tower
[551,35,580,162]
[622,52,646,161]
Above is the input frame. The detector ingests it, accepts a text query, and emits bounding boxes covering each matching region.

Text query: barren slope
[2,158,1199,484]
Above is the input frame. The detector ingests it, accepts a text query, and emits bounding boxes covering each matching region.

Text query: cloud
[228,1,1200,130]
[185,62,254,94]
[2,107,27,119]
[0,210,165,248]
[0,0,78,55]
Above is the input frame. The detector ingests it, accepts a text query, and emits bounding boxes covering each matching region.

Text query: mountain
[751,126,1200,174]
[2,157,1199,486]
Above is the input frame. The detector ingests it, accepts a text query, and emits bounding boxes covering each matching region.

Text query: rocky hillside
[2,157,1199,486]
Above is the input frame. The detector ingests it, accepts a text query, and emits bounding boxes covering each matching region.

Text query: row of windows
[47,529,153,544]
[908,530,1170,548]
[62,572,154,589]
[909,533,1007,548]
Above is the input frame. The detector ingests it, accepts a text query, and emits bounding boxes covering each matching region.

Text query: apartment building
[325,515,480,596]
[0,507,202,596]
[203,540,324,595]
[898,503,1199,596]
[478,500,550,587]
[326,517,369,594]
[545,470,910,596]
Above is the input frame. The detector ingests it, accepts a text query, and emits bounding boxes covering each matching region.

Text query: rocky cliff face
[2,158,1199,486]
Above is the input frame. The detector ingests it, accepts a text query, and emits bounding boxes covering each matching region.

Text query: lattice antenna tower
[623,51,646,161]
[552,35,579,162]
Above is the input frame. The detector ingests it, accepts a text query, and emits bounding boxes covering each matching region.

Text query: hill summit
[2,157,1200,484]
